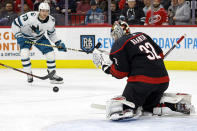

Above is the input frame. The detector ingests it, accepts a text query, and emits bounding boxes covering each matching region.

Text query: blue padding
[17,38,32,50]
[36,36,54,54]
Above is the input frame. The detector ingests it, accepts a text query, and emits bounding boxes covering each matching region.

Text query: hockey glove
[55,40,67,52]
[92,49,112,74]
[92,49,102,68]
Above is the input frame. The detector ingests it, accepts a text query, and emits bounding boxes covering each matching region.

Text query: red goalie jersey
[145,7,168,25]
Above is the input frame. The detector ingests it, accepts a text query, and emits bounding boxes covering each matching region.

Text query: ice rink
[0,69,196,131]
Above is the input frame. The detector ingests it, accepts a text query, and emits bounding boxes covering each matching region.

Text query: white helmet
[111,20,130,40]
[38,2,50,12]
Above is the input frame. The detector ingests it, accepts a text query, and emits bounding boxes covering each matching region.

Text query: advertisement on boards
[0,27,197,61]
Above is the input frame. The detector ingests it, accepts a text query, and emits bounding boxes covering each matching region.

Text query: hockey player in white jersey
[11,2,66,84]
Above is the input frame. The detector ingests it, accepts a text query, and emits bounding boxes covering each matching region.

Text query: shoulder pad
[26,11,38,17]
[50,15,55,22]
[30,12,37,16]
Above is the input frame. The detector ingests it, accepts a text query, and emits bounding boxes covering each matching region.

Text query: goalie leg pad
[106,96,134,121]
[106,96,124,119]
[160,93,192,104]
[153,93,195,115]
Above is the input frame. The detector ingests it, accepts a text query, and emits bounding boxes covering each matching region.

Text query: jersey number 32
[139,42,161,60]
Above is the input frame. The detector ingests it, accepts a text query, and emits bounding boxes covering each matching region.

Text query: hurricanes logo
[148,15,161,24]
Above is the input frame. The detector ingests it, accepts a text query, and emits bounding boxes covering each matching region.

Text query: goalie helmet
[38,2,50,12]
[111,20,130,41]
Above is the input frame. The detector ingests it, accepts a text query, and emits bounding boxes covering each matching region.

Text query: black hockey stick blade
[84,42,102,54]
[95,42,102,49]
[37,70,56,80]
[0,62,55,80]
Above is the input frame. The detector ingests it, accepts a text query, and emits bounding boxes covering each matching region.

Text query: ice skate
[48,70,63,84]
[27,72,33,83]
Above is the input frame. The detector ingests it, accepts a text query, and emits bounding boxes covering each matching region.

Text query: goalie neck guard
[110,20,130,41]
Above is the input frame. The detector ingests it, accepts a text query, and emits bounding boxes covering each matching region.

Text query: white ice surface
[0,69,196,131]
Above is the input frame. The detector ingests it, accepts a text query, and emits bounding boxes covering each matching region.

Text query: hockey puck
[53,86,59,92]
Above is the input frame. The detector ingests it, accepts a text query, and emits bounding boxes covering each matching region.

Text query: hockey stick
[0,62,55,80]
[164,34,186,58]
[91,103,106,110]
[91,100,135,110]
[25,41,101,53]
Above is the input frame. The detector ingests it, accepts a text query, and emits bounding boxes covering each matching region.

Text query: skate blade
[50,80,64,84]
[28,79,33,83]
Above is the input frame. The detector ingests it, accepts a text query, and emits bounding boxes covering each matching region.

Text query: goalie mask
[111,21,130,41]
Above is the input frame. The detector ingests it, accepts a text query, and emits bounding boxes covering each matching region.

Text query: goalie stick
[164,34,186,58]
[0,62,55,80]
[25,41,101,53]
[91,99,135,110]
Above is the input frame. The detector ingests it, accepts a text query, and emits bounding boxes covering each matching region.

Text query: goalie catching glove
[92,49,112,74]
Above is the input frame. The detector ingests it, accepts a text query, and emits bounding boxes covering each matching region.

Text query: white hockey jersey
[11,11,59,43]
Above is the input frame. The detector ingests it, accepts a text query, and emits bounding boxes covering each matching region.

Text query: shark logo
[31,25,41,34]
